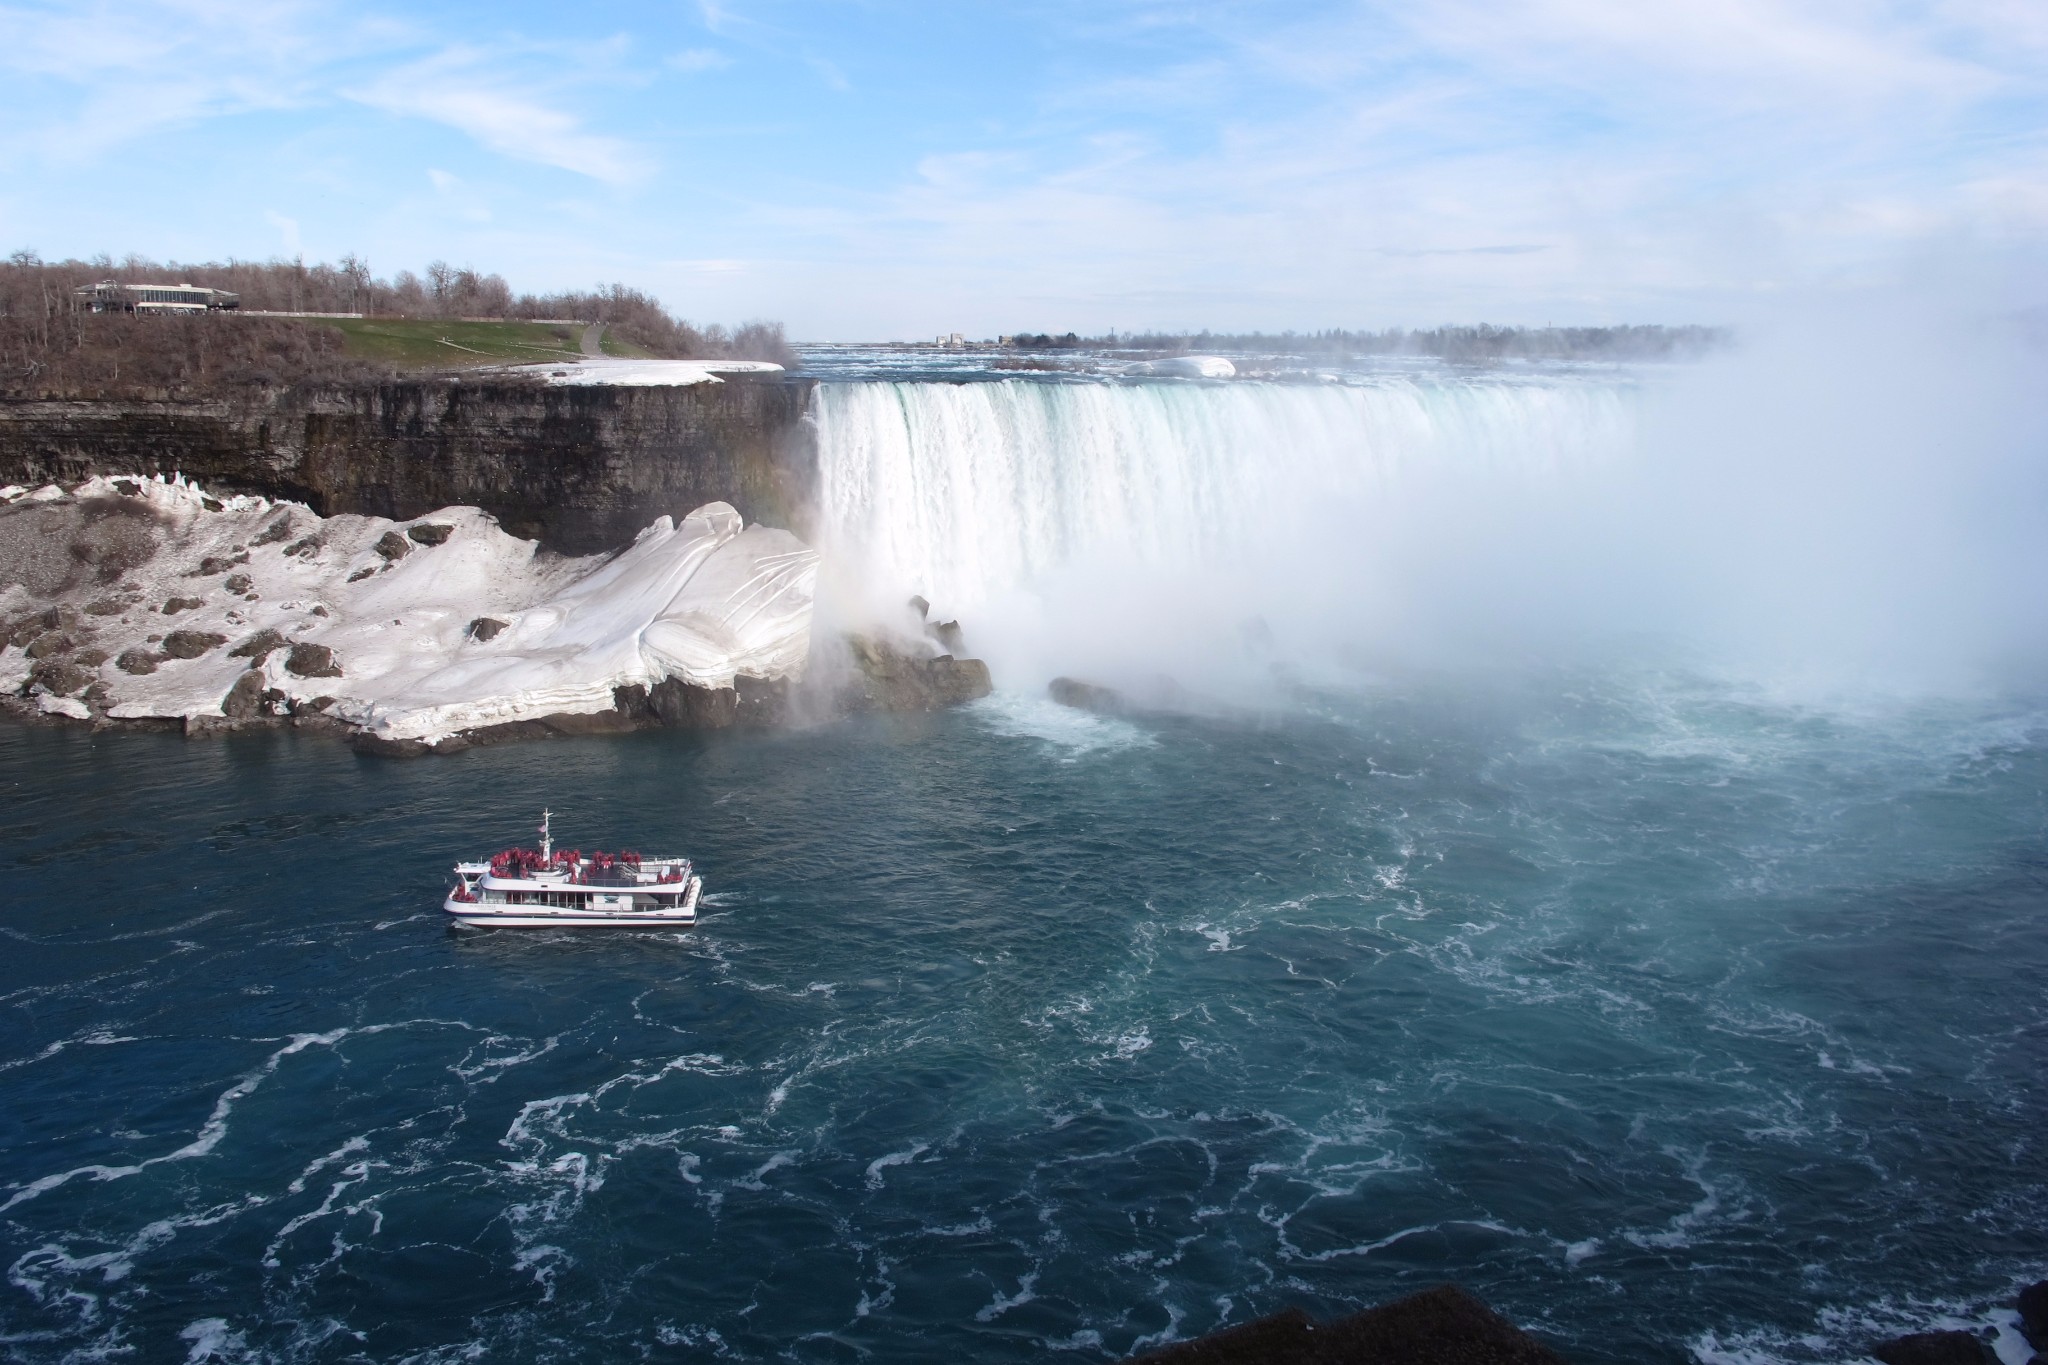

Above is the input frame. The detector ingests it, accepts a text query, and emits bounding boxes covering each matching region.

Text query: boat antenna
[539,809,552,862]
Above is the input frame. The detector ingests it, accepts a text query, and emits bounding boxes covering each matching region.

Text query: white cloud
[347,51,649,186]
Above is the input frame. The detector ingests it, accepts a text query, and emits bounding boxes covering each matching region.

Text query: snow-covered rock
[504,358,786,387]
[1127,355,1236,379]
[0,474,818,747]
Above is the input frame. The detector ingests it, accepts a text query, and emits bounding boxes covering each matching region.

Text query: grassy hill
[325,318,585,365]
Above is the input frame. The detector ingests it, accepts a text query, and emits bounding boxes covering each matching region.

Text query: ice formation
[505,358,786,387]
[0,476,818,745]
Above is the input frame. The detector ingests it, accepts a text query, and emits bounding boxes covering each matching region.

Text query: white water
[814,376,1637,684]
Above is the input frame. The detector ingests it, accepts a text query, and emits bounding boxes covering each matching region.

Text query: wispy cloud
[346,47,649,186]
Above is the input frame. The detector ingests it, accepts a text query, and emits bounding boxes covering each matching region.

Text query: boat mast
[539,809,552,862]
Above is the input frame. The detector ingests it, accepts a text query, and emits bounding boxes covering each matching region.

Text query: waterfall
[813,376,1637,619]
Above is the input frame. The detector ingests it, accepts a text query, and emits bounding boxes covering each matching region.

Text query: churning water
[2,368,2044,1364]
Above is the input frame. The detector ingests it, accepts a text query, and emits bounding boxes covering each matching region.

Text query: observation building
[74,281,241,314]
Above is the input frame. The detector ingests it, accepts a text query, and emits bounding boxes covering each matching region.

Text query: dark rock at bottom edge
[1128,1284,1568,1365]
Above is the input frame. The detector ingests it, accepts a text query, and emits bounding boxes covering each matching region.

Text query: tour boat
[443,811,702,928]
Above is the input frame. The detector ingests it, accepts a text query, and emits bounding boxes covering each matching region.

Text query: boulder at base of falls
[285,643,342,678]
[1870,1332,2001,1365]
[1127,1284,1567,1365]
[1049,677,1130,715]
[842,634,992,712]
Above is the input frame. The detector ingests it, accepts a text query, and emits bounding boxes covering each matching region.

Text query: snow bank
[0,474,818,746]
[503,358,786,387]
[1126,356,1236,379]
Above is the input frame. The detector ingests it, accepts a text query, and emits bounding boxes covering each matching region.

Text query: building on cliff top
[74,281,241,315]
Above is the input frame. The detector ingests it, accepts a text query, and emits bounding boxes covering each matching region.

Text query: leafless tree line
[0,249,795,397]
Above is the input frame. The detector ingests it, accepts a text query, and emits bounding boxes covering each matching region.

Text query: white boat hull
[444,876,702,928]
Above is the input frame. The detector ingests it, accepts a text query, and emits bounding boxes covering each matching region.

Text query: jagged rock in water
[1128,1284,1567,1365]
[466,617,507,643]
[843,633,992,712]
[2021,1282,2048,1352]
[406,522,454,545]
[1049,676,1129,715]
[162,630,226,659]
[929,619,965,655]
[373,530,411,561]
[1870,1332,2000,1365]
[647,674,791,728]
[286,642,342,678]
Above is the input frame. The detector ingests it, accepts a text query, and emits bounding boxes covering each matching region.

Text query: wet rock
[249,513,295,547]
[373,530,411,561]
[162,595,204,614]
[843,634,993,712]
[162,630,227,659]
[224,573,253,594]
[908,594,930,619]
[309,604,329,617]
[929,618,966,655]
[73,647,109,668]
[283,535,323,558]
[110,478,141,496]
[229,628,288,662]
[84,597,126,615]
[647,674,790,728]
[28,659,93,696]
[1130,1284,1568,1365]
[407,522,454,545]
[347,567,376,582]
[285,642,342,678]
[466,617,508,642]
[2020,1281,2048,1351]
[195,555,237,575]
[1050,676,1129,714]
[1870,1332,2000,1365]
[116,647,162,675]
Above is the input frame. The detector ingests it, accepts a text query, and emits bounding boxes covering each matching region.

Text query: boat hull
[444,876,702,928]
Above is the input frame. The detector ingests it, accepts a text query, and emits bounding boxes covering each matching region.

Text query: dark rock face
[285,642,342,678]
[1870,1331,2001,1365]
[0,376,819,556]
[161,630,226,659]
[1050,676,1130,714]
[2021,1281,2048,1352]
[466,616,507,642]
[407,522,454,545]
[1129,1285,1568,1365]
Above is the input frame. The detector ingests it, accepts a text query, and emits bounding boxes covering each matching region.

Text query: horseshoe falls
[3,364,2045,1365]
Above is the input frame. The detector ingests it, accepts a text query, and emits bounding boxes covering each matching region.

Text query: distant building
[74,281,240,314]
[935,332,964,347]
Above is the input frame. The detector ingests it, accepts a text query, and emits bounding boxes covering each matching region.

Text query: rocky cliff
[0,375,817,555]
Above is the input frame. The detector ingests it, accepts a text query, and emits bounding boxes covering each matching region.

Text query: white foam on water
[967,691,1152,756]
[863,1142,930,1191]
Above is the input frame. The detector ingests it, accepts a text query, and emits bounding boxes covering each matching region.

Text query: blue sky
[2,0,2043,338]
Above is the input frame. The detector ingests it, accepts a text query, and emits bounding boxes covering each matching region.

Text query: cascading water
[813,376,1637,624]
